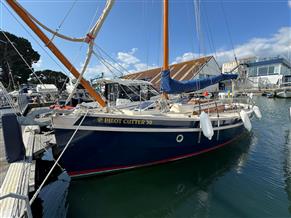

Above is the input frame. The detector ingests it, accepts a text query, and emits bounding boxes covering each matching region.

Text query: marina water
[65,97,291,218]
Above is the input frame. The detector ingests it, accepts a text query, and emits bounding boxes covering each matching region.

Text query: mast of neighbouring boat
[162,0,169,99]
[5,0,107,107]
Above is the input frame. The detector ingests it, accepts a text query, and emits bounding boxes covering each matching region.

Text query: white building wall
[192,57,220,93]
[247,62,290,88]
[222,60,239,73]
[247,75,283,88]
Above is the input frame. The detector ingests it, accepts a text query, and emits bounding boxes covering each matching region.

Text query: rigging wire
[65,0,115,105]
[48,0,78,44]
[4,2,90,98]
[92,50,120,78]
[220,0,238,65]
[93,43,130,76]
[92,49,151,102]
[59,2,101,92]
[0,82,22,115]
[3,3,70,77]
[145,1,150,71]
[0,30,44,85]
[15,1,84,43]
[202,4,218,60]
[186,1,196,57]
[194,0,203,56]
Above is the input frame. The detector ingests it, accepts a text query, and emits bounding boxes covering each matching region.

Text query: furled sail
[160,70,238,94]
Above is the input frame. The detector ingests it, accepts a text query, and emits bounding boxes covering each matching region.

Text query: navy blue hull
[54,124,245,177]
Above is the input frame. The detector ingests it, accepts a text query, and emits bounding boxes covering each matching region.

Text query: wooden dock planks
[0,162,31,217]
[0,125,37,218]
[0,125,57,217]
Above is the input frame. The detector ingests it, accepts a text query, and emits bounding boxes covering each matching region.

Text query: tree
[32,70,69,90]
[0,31,40,89]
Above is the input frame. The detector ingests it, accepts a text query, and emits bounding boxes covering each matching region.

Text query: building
[222,57,256,74]
[222,56,291,89]
[122,56,221,93]
[247,57,291,88]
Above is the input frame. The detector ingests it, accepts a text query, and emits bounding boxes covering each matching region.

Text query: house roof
[122,56,213,90]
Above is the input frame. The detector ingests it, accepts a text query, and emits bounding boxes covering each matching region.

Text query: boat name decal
[97,117,153,125]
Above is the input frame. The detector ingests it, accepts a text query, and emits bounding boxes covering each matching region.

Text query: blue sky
[1,0,291,79]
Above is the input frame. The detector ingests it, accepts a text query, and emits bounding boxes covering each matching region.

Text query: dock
[0,125,55,217]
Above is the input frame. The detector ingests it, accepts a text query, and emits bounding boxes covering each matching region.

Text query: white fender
[240,110,252,132]
[199,112,214,140]
[253,106,262,119]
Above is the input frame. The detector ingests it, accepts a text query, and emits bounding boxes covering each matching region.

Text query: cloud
[32,58,42,70]
[81,48,156,79]
[134,63,149,71]
[117,48,139,65]
[288,1,291,8]
[173,52,200,64]
[117,48,156,72]
[174,27,291,64]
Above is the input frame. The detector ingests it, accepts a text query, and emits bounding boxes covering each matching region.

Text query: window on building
[248,67,257,77]
[268,66,275,75]
[274,65,280,74]
[258,67,268,76]
[281,65,291,75]
[284,76,291,83]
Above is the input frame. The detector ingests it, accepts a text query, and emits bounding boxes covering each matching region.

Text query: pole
[163,0,169,71]
[162,0,169,99]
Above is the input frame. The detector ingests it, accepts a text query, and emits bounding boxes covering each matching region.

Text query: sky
[1,0,291,79]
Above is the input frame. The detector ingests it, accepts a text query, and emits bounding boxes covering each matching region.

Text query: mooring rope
[29,109,89,205]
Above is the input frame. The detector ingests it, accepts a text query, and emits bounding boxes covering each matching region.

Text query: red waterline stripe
[68,133,243,178]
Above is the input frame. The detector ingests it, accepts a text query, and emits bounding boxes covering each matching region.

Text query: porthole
[176,134,184,143]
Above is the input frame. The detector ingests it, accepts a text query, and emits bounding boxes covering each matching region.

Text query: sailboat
[7,0,261,178]
[275,75,291,98]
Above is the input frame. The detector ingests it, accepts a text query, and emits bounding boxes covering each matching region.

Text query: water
[0,97,289,217]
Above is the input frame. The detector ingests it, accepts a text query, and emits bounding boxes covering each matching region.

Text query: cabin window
[258,67,268,76]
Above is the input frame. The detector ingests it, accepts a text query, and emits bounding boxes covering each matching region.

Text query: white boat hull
[276,89,291,98]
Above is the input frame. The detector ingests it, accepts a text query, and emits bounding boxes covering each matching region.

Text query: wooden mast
[162,0,169,99]
[6,0,106,107]
[163,0,169,71]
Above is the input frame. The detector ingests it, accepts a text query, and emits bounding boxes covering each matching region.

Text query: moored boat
[52,99,256,177]
[275,75,291,98]
[7,0,261,178]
